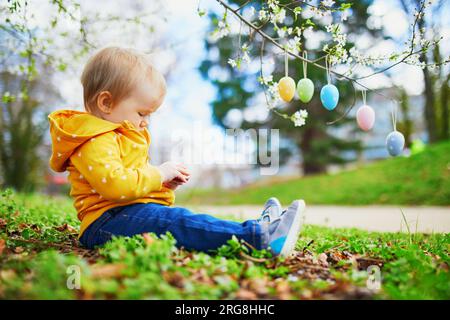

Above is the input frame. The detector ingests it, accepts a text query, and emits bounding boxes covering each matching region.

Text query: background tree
[398,0,449,142]
[201,0,382,174]
[397,88,413,148]
[0,67,60,192]
[199,0,448,175]
[0,0,168,191]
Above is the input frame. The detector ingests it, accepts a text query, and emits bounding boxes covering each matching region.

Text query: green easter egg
[297,78,314,103]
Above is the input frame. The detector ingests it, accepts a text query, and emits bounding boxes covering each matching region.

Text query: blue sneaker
[258,197,282,223]
[263,200,305,257]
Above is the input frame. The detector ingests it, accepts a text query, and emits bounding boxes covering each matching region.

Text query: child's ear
[97,91,113,114]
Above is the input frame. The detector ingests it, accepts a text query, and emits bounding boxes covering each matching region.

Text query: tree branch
[216,0,396,102]
[215,0,438,99]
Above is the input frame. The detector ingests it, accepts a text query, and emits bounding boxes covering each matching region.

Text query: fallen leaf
[18,223,28,231]
[235,288,257,300]
[438,262,448,272]
[0,239,5,255]
[318,253,329,267]
[90,263,125,279]
[163,271,185,288]
[0,269,16,281]
[13,246,24,253]
[356,257,384,270]
[275,280,291,299]
[248,278,269,296]
[142,233,155,245]
[55,223,78,233]
[191,268,214,285]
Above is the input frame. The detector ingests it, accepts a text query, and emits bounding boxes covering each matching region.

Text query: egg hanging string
[284,48,288,77]
[325,55,331,85]
[302,51,308,79]
[391,101,398,131]
[362,89,367,105]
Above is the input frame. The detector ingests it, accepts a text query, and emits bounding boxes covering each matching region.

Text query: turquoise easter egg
[297,78,314,103]
[386,131,405,156]
[320,84,339,110]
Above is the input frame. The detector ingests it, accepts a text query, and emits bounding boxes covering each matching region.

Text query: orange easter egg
[278,76,296,102]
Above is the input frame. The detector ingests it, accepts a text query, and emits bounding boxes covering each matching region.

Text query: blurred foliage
[200,0,450,175]
[199,0,384,174]
[398,0,450,143]
[0,0,163,191]
[0,69,60,192]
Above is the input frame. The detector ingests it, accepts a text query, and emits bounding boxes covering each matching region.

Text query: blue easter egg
[386,131,405,156]
[320,84,339,110]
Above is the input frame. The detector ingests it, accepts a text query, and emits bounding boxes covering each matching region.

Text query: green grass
[176,141,450,206]
[1,189,449,299]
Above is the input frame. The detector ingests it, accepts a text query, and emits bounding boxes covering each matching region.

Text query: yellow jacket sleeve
[70,132,163,202]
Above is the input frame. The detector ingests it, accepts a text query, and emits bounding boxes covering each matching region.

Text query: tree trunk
[399,90,413,148]
[441,73,449,140]
[299,126,327,175]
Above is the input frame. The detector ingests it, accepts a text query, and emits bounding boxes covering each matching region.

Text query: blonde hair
[81,46,160,113]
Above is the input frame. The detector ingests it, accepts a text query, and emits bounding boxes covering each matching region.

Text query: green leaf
[340,3,353,11]
[197,9,206,17]
[57,63,67,72]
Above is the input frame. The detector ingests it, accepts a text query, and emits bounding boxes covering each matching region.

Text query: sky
[30,0,448,185]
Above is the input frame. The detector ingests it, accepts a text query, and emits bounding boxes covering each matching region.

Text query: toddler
[48,47,305,257]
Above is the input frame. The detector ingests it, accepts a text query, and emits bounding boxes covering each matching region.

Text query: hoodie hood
[48,109,123,172]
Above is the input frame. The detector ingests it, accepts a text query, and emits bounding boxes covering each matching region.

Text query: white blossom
[258,9,268,21]
[258,75,273,85]
[228,58,237,68]
[212,19,230,40]
[292,110,308,127]
[299,109,308,118]
[242,51,251,64]
[293,117,306,127]
[321,0,335,8]
[277,28,286,38]
[270,8,286,25]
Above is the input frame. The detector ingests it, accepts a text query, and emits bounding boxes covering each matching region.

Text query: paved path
[190,205,450,233]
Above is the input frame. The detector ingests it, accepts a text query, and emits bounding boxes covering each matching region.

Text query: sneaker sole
[279,200,305,257]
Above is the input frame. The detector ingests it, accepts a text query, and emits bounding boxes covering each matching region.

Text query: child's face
[97,71,166,130]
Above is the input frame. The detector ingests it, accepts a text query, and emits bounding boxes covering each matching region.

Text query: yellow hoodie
[48,109,175,238]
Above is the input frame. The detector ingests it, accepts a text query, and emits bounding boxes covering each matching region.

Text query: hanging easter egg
[356,105,375,131]
[297,78,314,103]
[386,131,405,156]
[278,76,296,102]
[320,84,339,110]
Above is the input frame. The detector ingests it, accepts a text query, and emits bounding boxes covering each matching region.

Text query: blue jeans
[79,203,266,252]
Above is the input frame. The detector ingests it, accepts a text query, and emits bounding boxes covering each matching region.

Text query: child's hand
[157,161,190,184]
[162,169,190,190]
[163,178,185,190]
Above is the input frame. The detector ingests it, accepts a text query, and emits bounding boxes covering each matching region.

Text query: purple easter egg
[356,104,375,131]
[386,131,405,156]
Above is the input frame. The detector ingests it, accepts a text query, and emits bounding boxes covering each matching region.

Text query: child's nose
[140,119,148,127]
